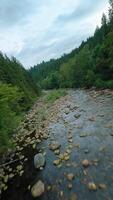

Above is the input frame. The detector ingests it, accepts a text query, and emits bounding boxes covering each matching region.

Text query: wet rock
[19,170,24,176]
[70,193,78,200]
[47,185,52,191]
[53,159,60,166]
[67,173,74,181]
[65,109,70,115]
[31,180,45,197]
[98,184,107,190]
[16,165,23,171]
[42,134,49,139]
[88,182,97,191]
[64,155,70,161]
[88,117,95,122]
[9,173,15,179]
[84,149,89,154]
[82,159,90,168]
[66,149,71,154]
[80,133,87,137]
[59,154,64,160]
[74,114,81,119]
[59,191,64,197]
[4,175,8,183]
[54,149,60,155]
[68,183,73,189]
[68,139,73,143]
[49,141,61,151]
[34,153,45,169]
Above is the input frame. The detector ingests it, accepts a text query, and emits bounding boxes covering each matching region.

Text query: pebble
[53,160,60,166]
[98,184,107,190]
[88,182,97,191]
[82,159,90,168]
[49,141,61,151]
[68,183,73,189]
[67,173,74,181]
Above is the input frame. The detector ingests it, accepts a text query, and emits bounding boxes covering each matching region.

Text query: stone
[84,149,89,154]
[9,173,15,179]
[4,175,8,183]
[74,114,81,119]
[49,141,61,151]
[80,133,87,137]
[68,183,73,189]
[47,185,52,191]
[88,182,97,191]
[98,184,107,190]
[16,165,23,171]
[70,193,78,200]
[65,109,70,114]
[67,173,74,181]
[31,180,45,197]
[82,159,90,168]
[34,153,45,169]
[64,155,70,161]
[53,160,60,166]
[68,139,73,143]
[88,117,95,122]
[60,191,64,197]
[54,149,60,155]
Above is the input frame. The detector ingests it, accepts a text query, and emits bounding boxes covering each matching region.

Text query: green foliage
[44,89,67,103]
[30,0,113,90]
[0,83,24,154]
[41,72,60,89]
[0,54,39,154]
[0,53,39,110]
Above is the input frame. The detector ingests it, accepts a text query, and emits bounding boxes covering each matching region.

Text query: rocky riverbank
[1,89,113,200]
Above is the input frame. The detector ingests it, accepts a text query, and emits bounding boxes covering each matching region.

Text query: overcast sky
[0,0,109,68]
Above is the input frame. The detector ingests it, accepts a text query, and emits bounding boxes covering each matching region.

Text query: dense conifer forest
[30,0,113,90]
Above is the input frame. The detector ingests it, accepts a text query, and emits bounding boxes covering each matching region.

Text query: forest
[30,0,113,90]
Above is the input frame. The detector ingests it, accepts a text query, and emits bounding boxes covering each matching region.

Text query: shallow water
[1,89,113,200]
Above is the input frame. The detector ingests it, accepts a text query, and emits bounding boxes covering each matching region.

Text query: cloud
[0,0,109,68]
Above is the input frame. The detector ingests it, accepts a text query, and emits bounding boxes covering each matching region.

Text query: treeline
[0,53,39,153]
[30,0,113,89]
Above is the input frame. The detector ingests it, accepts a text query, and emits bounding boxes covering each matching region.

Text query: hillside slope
[30,1,113,89]
[0,53,39,153]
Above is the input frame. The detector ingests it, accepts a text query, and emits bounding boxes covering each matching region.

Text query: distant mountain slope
[30,0,113,89]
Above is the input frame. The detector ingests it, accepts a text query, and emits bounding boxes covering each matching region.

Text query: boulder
[31,180,45,197]
[34,153,45,169]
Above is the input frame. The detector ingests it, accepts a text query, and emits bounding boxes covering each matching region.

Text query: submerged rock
[34,153,45,169]
[49,141,61,151]
[31,180,45,197]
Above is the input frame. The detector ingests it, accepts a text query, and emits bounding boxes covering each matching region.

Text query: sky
[0,0,109,68]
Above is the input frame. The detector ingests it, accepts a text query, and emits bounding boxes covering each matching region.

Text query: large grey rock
[34,153,45,169]
[31,180,45,197]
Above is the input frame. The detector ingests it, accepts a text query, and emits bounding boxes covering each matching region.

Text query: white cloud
[0,0,109,68]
